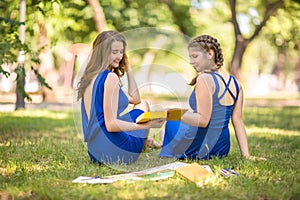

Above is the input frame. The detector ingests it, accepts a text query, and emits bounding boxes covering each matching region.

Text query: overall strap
[232,76,240,102]
[210,73,220,95]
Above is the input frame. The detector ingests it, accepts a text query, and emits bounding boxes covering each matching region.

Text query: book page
[72,162,214,184]
[136,111,167,124]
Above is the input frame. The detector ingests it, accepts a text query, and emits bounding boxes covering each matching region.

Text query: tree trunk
[230,36,249,80]
[15,65,26,110]
[228,0,284,80]
[87,0,106,32]
[15,0,26,110]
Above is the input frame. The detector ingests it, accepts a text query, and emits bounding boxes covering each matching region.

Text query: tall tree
[15,0,26,109]
[229,0,284,79]
[0,0,53,109]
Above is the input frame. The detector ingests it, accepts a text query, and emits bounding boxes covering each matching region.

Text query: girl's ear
[207,49,215,59]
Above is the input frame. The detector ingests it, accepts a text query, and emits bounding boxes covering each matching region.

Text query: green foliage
[0,17,25,77]
[0,16,52,101]
[101,0,174,32]
[100,0,196,36]
[162,0,197,36]
[31,67,52,90]
[0,106,299,199]
[54,0,96,43]
[1,0,299,105]
[0,0,59,104]
[262,0,300,52]
[254,0,300,77]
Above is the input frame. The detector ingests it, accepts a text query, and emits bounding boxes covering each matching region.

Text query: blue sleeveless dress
[159,72,240,160]
[81,69,147,164]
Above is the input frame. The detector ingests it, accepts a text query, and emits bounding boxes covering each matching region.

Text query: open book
[135,108,188,124]
[72,162,188,184]
[72,161,213,184]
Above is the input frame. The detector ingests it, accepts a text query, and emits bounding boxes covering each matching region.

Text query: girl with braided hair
[159,35,264,160]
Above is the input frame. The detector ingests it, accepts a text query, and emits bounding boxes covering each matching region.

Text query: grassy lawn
[0,106,299,200]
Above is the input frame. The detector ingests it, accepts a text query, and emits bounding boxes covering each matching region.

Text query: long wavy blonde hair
[76,31,127,101]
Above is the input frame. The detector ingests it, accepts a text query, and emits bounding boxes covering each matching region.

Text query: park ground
[0,89,299,199]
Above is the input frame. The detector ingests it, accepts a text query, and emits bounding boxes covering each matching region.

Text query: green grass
[0,107,299,200]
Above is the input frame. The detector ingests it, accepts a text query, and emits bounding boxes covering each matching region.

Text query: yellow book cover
[175,163,214,186]
[167,108,188,121]
[136,108,188,124]
[136,111,167,124]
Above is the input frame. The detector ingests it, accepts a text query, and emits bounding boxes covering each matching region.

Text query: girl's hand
[123,54,131,72]
[145,118,165,129]
[245,155,267,161]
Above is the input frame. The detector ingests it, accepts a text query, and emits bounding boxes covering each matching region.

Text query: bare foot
[145,138,162,149]
[246,155,267,161]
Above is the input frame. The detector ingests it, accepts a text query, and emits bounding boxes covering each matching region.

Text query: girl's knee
[141,100,150,110]
[134,100,150,111]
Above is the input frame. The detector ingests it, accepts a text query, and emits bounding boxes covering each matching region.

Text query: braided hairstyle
[188,35,224,85]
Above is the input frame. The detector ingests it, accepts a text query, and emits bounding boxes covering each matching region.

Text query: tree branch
[229,0,242,38]
[249,0,284,42]
[86,0,106,32]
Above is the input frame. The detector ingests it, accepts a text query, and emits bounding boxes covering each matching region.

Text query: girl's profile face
[110,41,124,68]
[188,47,209,73]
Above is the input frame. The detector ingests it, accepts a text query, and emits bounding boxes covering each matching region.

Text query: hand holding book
[166,108,188,120]
[136,108,188,124]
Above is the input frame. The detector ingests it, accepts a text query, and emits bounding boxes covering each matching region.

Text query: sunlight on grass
[247,126,299,136]
[0,107,299,199]
[0,163,17,176]
[7,109,70,120]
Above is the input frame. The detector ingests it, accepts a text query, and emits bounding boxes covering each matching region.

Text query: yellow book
[175,163,214,186]
[136,111,167,124]
[135,108,188,124]
[167,108,188,121]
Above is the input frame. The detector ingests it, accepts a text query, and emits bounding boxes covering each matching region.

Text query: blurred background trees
[1,0,299,109]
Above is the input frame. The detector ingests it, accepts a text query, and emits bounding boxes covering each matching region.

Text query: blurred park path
[0,88,299,112]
